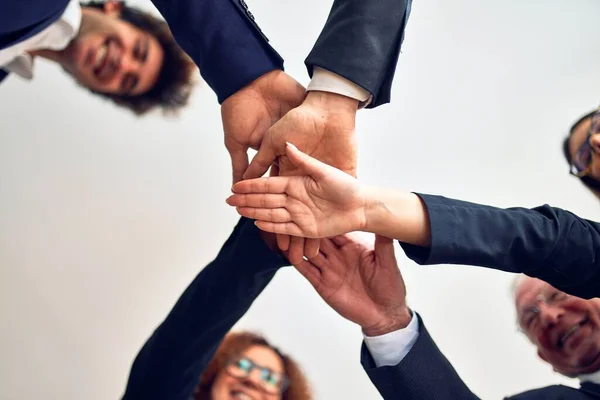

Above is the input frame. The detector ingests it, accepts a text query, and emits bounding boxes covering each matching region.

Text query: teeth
[94,44,107,69]
[560,323,582,346]
[231,392,252,400]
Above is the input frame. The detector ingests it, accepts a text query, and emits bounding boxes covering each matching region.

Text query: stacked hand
[291,234,411,336]
[226,141,368,238]
[222,71,359,263]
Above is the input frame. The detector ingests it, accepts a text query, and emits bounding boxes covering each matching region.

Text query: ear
[103,0,123,18]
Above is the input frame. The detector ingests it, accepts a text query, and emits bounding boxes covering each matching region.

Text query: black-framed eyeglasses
[570,108,600,178]
[225,356,289,395]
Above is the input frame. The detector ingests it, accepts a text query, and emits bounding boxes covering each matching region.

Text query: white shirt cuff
[307,67,372,108]
[363,311,420,368]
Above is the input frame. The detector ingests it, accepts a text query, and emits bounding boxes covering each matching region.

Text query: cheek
[589,154,600,178]
[211,371,236,396]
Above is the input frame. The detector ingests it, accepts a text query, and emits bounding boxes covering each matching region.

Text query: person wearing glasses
[293,229,600,399]
[226,143,600,301]
[120,216,414,399]
[563,108,600,195]
[193,331,310,399]
[120,218,312,400]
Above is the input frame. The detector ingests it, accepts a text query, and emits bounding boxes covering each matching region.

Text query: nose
[589,134,600,154]
[239,372,263,391]
[538,303,563,328]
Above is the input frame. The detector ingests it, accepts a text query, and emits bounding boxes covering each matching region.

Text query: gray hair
[510,274,527,299]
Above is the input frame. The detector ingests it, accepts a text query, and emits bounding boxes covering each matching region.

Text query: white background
[1,0,600,398]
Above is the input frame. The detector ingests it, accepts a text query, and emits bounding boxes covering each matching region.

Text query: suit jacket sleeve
[362,314,480,400]
[149,0,284,103]
[305,0,412,108]
[121,218,289,400]
[399,194,600,299]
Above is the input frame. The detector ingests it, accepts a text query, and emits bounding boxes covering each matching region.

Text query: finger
[277,234,291,252]
[255,221,305,237]
[287,236,305,265]
[244,139,278,180]
[330,234,355,248]
[228,147,249,184]
[235,207,291,223]
[292,259,322,288]
[285,142,330,180]
[304,238,320,259]
[226,193,288,208]
[307,251,328,269]
[269,160,280,177]
[374,234,396,260]
[318,238,338,258]
[232,177,289,195]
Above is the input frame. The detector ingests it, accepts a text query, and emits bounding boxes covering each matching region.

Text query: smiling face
[515,277,600,376]
[210,345,285,400]
[60,2,163,96]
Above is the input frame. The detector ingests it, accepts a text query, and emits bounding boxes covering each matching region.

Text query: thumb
[374,234,396,263]
[244,138,278,180]
[228,146,249,184]
[285,142,329,180]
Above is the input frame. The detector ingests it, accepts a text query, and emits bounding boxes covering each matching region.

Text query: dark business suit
[0,0,412,107]
[362,314,600,400]
[121,218,289,399]
[398,194,600,299]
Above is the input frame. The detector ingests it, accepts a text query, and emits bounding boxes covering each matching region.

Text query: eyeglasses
[225,356,289,394]
[517,289,570,333]
[570,108,600,177]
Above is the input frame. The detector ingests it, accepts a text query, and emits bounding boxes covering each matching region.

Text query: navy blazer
[121,218,289,399]
[399,194,600,299]
[1,0,412,106]
[362,314,600,400]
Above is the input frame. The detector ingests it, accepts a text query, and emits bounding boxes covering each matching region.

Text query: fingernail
[286,142,298,150]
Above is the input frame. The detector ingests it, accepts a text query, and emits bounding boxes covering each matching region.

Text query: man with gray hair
[293,233,600,399]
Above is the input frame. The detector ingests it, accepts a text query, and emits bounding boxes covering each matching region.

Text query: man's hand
[243,91,359,180]
[241,90,359,263]
[221,70,306,184]
[227,142,368,239]
[292,234,411,336]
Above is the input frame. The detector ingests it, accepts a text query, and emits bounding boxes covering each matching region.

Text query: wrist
[362,186,393,235]
[362,307,412,337]
[304,91,359,113]
[363,190,431,247]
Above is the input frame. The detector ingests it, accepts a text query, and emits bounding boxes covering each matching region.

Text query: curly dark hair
[562,109,600,191]
[82,1,196,115]
[194,331,312,400]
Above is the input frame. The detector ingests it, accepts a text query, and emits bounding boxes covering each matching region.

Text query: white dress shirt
[308,67,372,107]
[0,0,81,80]
[363,311,420,367]
[1,1,369,107]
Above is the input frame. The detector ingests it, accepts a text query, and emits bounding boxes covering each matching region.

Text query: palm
[283,169,365,238]
[306,236,406,332]
[316,245,380,326]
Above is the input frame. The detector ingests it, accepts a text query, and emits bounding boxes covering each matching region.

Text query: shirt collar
[4,0,81,79]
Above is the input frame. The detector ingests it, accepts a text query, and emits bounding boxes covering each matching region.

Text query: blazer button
[240,0,248,9]
[247,10,255,20]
